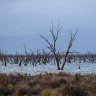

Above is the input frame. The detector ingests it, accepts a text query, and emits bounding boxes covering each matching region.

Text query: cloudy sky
[0,0,96,54]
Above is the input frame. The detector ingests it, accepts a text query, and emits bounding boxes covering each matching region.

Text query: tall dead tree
[40,24,77,70]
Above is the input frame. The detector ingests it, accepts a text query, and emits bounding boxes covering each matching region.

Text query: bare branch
[56,23,62,41]
[39,34,54,52]
[61,30,78,70]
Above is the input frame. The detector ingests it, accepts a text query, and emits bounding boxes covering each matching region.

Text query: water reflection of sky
[0,0,96,54]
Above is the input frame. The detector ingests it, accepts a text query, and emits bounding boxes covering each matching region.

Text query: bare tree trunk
[61,31,78,70]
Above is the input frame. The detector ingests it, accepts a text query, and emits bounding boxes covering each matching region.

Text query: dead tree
[40,24,77,70]
[40,24,61,70]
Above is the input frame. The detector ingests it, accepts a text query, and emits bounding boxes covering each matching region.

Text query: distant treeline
[0,50,96,67]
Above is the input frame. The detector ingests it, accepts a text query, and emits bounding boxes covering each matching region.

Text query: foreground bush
[0,73,96,96]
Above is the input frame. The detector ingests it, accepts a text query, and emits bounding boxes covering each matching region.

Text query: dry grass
[0,72,96,96]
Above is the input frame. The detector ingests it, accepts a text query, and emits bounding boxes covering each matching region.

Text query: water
[0,0,96,54]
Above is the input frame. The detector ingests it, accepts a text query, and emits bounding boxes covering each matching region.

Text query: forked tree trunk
[40,23,78,70]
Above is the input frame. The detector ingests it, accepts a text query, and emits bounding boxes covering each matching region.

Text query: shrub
[0,87,14,96]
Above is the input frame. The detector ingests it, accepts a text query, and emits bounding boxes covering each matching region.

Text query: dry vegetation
[0,72,96,96]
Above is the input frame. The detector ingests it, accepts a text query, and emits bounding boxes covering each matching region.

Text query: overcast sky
[0,0,96,54]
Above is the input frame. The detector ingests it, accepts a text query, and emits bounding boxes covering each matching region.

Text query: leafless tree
[40,24,78,70]
[40,24,62,70]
